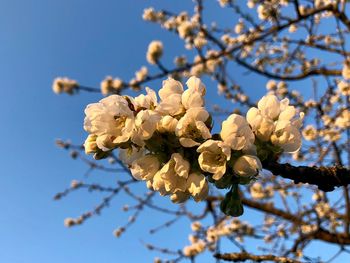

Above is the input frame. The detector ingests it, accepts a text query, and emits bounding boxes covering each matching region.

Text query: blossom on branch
[81,76,304,211]
[52,77,78,95]
[146,41,163,65]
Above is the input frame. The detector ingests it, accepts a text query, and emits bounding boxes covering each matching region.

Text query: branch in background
[235,57,341,80]
[241,197,350,245]
[207,195,350,245]
[214,252,301,263]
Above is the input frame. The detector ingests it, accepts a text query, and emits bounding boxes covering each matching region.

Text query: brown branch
[241,197,350,245]
[214,252,301,263]
[333,8,350,31]
[235,57,341,80]
[264,162,350,192]
[73,4,337,95]
[207,195,350,245]
[278,38,350,56]
[293,0,301,18]
[241,198,302,224]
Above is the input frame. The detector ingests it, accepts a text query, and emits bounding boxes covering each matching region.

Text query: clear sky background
[0,0,348,262]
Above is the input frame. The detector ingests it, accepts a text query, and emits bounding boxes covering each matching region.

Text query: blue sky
[0,0,349,262]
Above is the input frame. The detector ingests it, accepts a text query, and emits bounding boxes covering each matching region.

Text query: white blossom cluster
[247,94,304,154]
[143,8,208,50]
[183,234,206,257]
[182,218,255,257]
[83,76,304,206]
[296,60,350,145]
[249,182,274,200]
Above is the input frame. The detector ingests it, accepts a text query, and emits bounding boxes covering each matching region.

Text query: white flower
[84,134,98,154]
[257,4,269,20]
[250,182,265,199]
[134,87,157,110]
[156,153,190,193]
[130,155,160,181]
[100,76,114,95]
[187,172,209,202]
[197,140,231,180]
[247,0,255,8]
[257,94,281,120]
[178,20,194,39]
[158,77,183,99]
[176,107,211,147]
[193,33,207,48]
[278,99,296,120]
[247,95,304,153]
[92,134,118,152]
[146,40,163,64]
[113,78,123,90]
[157,78,185,116]
[267,98,304,152]
[157,94,184,116]
[191,221,202,232]
[220,114,255,151]
[52,77,77,95]
[84,95,135,151]
[277,82,288,95]
[301,224,317,235]
[338,80,350,96]
[271,120,302,153]
[246,107,274,141]
[183,239,206,257]
[320,128,341,142]
[266,80,277,91]
[234,20,244,34]
[186,76,206,95]
[131,110,161,146]
[302,125,317,141]
[190,55,206,76]
[205,50,222,72]
[335,109,350,128]
[342,61,350,80]
[118,146,145,166]
[64,218,76,227]
[233,155,262,177]
[70,180,81,189]
[157,115,178,133]
[289,24,298,33]
[135,66,148,82]
[170,191,190,203]
[100,77,123,95]
[143,7,157,21]
[151,171,170,196]
[218,0,230,8]
[181,76,206,109]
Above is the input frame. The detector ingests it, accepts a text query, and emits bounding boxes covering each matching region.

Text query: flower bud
[146,41,163,64]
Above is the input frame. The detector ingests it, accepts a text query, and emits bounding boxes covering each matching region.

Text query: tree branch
[214,252,301,263]
[241,197,350,245]
[235,57,341,80]
[264,162,350,192]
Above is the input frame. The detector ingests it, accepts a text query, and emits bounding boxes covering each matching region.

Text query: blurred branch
[214,252,301,263]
